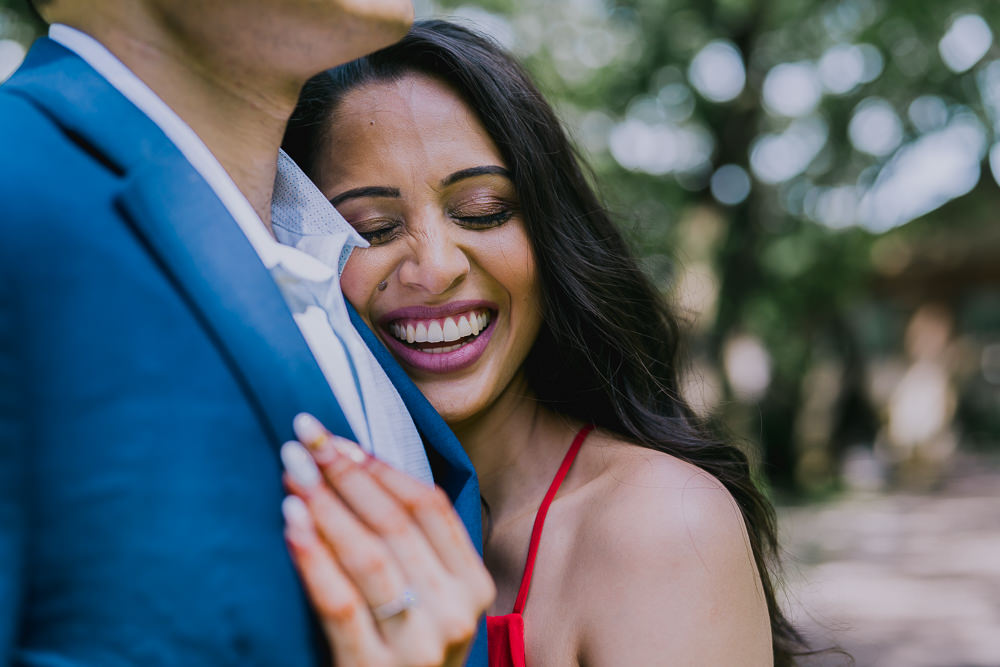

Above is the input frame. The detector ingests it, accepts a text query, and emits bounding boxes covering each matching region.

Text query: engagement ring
[372,588,418,621]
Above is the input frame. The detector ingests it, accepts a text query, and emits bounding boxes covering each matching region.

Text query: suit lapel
[117,160,355,446]
[6,38,353,448]
[347,305,482,552]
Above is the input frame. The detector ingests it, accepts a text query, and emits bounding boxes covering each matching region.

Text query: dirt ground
[778,456,1000,667]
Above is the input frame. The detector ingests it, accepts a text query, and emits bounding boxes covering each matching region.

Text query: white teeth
[427,321,444,343]
[389,310,492,346]
[442,317,460,342]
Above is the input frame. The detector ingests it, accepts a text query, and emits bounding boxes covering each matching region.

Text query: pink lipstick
[378,301,498,374]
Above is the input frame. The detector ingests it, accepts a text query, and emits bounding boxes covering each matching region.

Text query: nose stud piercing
[377,280,388,292]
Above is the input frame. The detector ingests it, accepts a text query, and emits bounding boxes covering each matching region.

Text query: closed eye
[455,210,514,228]
[353,218,403,246]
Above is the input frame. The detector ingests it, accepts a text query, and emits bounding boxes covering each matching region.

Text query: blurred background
[3,0,998,664]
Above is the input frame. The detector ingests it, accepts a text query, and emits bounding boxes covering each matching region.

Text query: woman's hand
[280,413,495,667]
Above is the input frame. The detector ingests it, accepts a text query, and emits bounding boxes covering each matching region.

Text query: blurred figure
[884,303,959,486]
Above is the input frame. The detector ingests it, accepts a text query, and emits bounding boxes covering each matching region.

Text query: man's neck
[132,53,295,231]
[70,12,304,230]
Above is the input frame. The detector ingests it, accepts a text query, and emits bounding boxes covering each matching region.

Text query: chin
[341,0,414,40]
[420,391,483,429]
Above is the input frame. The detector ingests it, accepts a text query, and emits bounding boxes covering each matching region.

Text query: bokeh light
[858,113,986,231]
[939,14,992,73]
[710,164,751,205]
[818,43,866,95]
[849,97,904,156]
[763,61,823,117]
[908,95,949,133]
[749,116,828,184]
[688,39,745,103]
[723,334,772,402]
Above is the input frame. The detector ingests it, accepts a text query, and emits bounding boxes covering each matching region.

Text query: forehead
[322,73,505,180]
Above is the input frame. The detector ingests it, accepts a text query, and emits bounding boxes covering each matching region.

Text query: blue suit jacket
[0,38,485,666]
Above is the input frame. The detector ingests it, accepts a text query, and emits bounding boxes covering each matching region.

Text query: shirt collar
[272,150,369,277]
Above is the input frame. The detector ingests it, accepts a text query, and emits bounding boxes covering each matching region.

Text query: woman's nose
[397,225,470,296]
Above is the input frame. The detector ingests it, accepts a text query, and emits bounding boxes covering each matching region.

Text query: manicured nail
[330,435,367,465]
[293,413,327,448]
[282,495,314,545]
[282,495,311,528]
[280,440,321,488]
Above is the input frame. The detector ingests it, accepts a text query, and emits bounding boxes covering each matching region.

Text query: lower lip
[380,316,496,374]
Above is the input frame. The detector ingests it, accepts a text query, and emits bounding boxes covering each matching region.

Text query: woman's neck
[451,375,578,524]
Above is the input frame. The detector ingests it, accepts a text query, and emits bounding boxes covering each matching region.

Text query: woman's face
[314,73,543,426]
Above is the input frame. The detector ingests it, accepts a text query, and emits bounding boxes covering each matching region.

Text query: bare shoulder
[569,430,773,665]
[577,429,752,559]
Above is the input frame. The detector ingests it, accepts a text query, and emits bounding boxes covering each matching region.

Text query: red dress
[486,425,593,667]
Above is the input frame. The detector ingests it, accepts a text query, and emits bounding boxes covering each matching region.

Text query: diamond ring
[372,588,418,621]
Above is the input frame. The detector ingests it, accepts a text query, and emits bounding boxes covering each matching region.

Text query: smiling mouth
[386,309,493,354]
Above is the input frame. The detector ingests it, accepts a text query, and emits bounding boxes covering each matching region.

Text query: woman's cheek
[339,252,371,311]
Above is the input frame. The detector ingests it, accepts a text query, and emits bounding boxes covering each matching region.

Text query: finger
[303,442,494,643]
[315,445,452,595]
[294,413,492,609]
[293,416,449,581]
[289,418,491,661]
[281,495,388,666]
[287,468,458,664]
[282,442,409,621]
[368,458,484,574]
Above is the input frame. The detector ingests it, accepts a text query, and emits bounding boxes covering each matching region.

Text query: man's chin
[319,2,413,67]
[342,0,414,39]
[356,3,414,50]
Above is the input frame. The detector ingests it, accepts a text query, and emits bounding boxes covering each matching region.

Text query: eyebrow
[328,166,512,207]
[441,165,511,187]
[329,186,401,207]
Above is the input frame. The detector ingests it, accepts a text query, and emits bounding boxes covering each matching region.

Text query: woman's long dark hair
[284,19,806,664]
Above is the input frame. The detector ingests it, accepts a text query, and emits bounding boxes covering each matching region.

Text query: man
[0,1,485,664]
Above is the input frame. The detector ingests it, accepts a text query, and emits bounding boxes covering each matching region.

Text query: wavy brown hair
[284,19,808,664]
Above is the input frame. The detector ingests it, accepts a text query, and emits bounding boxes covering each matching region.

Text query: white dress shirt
[49,24,433,483]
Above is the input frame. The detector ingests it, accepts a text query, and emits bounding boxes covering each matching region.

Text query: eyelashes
[452,208,515,229]
[354,217,404,246]
[359,226,401,246]
[351,203,518,247]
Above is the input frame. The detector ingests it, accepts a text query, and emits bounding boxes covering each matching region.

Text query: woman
[281,19,805,666]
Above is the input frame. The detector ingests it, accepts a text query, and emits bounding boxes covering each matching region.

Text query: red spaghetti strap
[511,424,594,615]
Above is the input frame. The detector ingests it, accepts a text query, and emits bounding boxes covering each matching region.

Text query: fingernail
[282,495,314,546]
[280,440,321,488]
[293,413,327,448]
[282,495,312,530]
[307,437,337,466]
[330,435,367,465]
